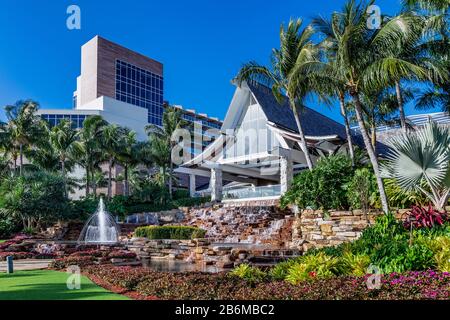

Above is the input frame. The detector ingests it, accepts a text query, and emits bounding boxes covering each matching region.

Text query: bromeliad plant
[382,121,450,210]
[403,205,448,229]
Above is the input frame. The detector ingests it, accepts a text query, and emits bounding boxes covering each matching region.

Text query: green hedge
[172,196,210,208]
[134,226,207,240]
[70,195,211,219]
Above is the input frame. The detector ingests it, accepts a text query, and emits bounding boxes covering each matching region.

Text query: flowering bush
[403,206,448,229]
[69,250,106,258]
[31,252,58,259]
[0,252,33,261]
[50,255,97,269]
[107,250,137,259]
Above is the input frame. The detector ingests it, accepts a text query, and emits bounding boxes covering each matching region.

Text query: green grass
[0,240,6,244]
[0,270,130,300]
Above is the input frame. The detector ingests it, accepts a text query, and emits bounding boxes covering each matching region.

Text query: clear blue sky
[0,0,425,123]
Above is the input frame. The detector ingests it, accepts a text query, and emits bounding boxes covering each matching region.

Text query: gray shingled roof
[247,81,348,138]
[247,81,390,156]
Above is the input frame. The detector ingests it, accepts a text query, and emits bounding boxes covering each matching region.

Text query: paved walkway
[0,259,53,272]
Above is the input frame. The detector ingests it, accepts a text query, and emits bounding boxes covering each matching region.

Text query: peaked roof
[247,81,347,139]
[246,81,390,156]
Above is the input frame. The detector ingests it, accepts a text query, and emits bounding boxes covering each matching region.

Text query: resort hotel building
[37,36,222,198]
[37,36,384,203]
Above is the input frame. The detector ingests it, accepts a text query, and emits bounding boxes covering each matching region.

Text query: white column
[211,167,223,202]
[189,174,196,197]
[280,157,293,195]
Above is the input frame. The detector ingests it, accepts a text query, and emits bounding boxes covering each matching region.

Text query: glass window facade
[181,114,221,129]
[225,103,277,159]
[41,114,87,129]
[115,60,164,126]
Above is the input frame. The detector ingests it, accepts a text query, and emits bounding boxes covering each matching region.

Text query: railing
[222,185,281,201]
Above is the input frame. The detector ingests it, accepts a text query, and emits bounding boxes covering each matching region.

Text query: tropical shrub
[300,214,450,274]
[0,171,69,230]
[172,196,211,208]
[384,179,429,209]
[69,194,210,220]
[230,264,267,284]
[134,226,206,240]
[422,236,450,272]
[0,215,20,239]
[284,252,341,284]
[402,205,448,229]
[281,155,353,210]
[339,252,371,276]
[344,168,380,210]
[267,259,302,280]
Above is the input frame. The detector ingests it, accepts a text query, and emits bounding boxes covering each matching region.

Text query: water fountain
[78,198,119,244]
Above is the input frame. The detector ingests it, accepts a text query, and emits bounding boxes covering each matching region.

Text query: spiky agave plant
[382,121,450,210]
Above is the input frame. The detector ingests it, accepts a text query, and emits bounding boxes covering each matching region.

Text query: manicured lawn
[0,270,130,300]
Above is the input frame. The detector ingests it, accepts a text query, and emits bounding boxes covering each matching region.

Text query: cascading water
[78,198,119,244]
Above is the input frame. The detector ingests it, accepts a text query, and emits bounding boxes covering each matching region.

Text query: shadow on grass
[0,270,128,300]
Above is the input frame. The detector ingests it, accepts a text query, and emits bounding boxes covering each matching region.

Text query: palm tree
[116,129,138,197]
[386,12,447,132]
[1,100,43,176]
[0,131,19,173]
[73,115,107,197]
[49,119,78,195]
[235,18,322,170]
[403,0,450,112]
[382,121,450,210]
[312,16,357,165]
[26,138,60,171]
[403,0,450,12]
[348,87,415,147]
[146,107,187,198]
[101,124,124,200]
[314,0,431,213]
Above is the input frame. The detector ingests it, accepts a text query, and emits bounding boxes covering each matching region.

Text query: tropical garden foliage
[237,0,449,214]
[0,101,201,235]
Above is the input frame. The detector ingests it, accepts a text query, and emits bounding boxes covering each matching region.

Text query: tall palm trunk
[124,165,129,196]
[93,178,97,198]
[61,157,67,197]
[351,92,389,214]
[169,159,173,199]
[85,166,90,197]
[339,92,355,167]
[108,158,113,200]
[395,81,407,133]
[291,102,313,170]
[19,143,23,176]
[371,123,377,148]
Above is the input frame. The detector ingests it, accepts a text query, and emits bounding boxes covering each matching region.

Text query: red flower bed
[83,265,450,300]
[69,250,106,258]
[87,274,156,300]
[50,255,98,269]
[0,252,33,261]
[107,250,137,259]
